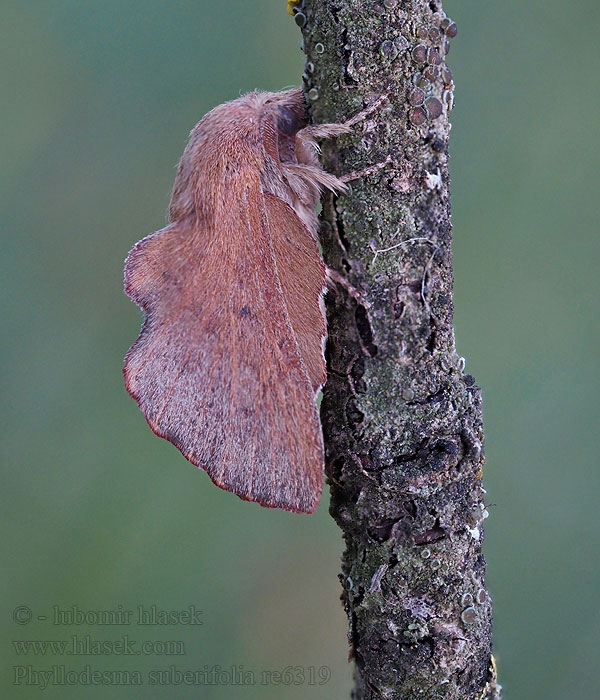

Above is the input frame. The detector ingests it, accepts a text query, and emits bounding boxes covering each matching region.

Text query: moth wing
[264,192,327,393]
[124,183,326,513]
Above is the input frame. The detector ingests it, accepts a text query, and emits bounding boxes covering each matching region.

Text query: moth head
[261,88,310,165]
[272,92,310,136]
[169,89,312,220]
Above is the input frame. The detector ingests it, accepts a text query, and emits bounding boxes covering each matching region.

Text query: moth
[124,87,381,513]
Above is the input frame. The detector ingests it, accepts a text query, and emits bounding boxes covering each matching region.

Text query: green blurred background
[2,1,598,698]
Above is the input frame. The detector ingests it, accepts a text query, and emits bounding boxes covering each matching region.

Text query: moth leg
[339,91,390,128]
[300,122,353,139]
[326,267,371,308]
[339,155,394,184]
[300,91,390,140]
[299,94,394,181]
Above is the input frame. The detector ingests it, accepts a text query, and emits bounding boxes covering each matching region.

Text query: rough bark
[294,1,501,698]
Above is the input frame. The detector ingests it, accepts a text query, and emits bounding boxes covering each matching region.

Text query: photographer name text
[34,605,203,626]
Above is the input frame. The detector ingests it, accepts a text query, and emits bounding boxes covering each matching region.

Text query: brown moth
[124,88,368,513]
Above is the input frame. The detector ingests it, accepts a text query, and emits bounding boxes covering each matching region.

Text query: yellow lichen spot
[287,1,301,16]
[478,653,501,700]
[490,654,498,680]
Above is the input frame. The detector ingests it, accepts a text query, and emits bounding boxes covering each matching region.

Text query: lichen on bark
[295,1,501,698]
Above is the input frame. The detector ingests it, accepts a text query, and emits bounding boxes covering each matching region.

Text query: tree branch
[296,1,501,698]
